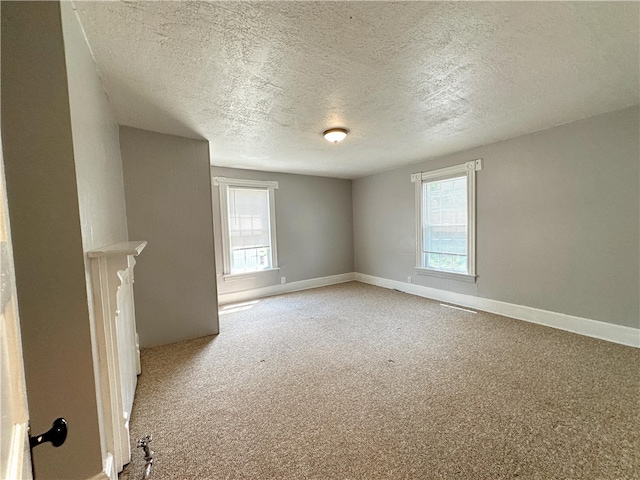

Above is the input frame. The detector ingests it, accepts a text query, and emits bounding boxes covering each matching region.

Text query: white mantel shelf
[88,241,147,258]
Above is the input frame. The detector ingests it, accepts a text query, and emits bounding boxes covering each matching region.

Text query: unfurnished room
[0,1,638,479]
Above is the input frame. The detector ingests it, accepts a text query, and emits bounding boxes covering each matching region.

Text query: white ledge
[88,241,147,258]
[223,267,280,282]
[415,267,477,283]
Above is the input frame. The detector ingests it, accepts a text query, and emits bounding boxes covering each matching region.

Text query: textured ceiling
[73,1,639,179]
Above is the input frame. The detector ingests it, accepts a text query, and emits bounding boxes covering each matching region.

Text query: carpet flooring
[120,282,639,479]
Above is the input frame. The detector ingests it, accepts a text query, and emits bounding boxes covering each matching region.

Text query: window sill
[223,268,280,282]
[415,267,476,283]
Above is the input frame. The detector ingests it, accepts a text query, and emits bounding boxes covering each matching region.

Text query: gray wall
[60,1,130,467]
[211,167,354,296]
[62,2,128,253]
[354,106,640,328]
[1,2,104,478]
[120,127,219,347]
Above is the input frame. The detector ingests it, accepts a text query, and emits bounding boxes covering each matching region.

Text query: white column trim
[88,241,146,474]
[217,183,232,275]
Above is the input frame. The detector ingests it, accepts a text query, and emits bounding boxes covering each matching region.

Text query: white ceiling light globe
[323,128,348,143]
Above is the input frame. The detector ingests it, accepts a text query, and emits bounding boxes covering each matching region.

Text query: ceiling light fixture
[323,127,348,143]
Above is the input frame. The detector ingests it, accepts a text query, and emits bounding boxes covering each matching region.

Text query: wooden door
[0,73,33,478]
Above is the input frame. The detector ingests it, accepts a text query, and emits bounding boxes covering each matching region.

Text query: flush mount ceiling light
[323,128,348,143]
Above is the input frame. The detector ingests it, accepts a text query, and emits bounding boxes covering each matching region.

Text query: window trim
[212,176,279,279]
[411,159,482,280]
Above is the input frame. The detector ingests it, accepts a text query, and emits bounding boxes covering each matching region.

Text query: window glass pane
[422,175,468,273]
[227,187,272,273]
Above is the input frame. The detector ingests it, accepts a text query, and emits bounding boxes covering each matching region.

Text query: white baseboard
[355,273,640,348]
[218,272,356,305]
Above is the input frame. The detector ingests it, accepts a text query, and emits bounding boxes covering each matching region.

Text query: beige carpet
[120,282,639,479]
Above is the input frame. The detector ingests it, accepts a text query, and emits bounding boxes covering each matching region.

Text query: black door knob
[30,418,68,448]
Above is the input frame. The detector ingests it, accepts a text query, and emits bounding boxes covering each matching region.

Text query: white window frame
[411,159,482,282]
[212,176,279,280]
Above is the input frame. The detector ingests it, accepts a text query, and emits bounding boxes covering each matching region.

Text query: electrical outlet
[407,276,412,284]
[281,276,286,284]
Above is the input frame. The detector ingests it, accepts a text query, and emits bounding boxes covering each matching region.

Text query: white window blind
[422,175,468,273]
[227,186,272,273]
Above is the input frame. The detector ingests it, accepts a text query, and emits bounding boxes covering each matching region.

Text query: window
[213,177,278,277]
[412,160,481,281]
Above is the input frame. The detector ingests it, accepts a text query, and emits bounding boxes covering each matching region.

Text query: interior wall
[354,106,640,329]
[1,2,104,478]
[120,126,219,348]
[210,166,354,296]
[59,1,130,468]
[61,2,128,252]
